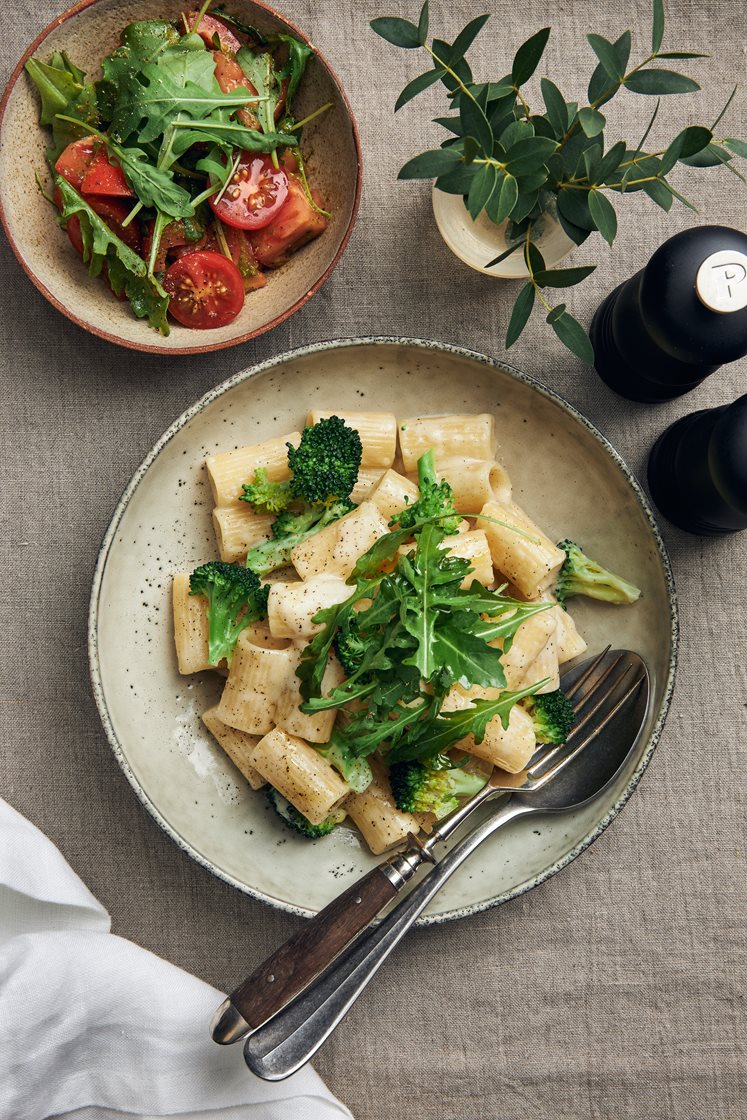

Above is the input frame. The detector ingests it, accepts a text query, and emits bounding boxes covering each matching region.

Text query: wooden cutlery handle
[231,866,399,1028]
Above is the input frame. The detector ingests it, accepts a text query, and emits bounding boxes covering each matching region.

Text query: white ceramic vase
[432,187,576,279]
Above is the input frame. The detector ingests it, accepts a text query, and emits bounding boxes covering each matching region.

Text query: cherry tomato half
[80,145,134,198]
[186,11,242,53]
[62,196,141,257]
[162,250,245,329]
[55,137,96,189]
[210,154,288,231]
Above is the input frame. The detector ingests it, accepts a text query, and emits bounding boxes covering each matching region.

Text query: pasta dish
[173,410,640,854]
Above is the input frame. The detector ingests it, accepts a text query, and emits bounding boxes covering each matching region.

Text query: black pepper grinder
[647,394,747,534]
[590,226,747,402]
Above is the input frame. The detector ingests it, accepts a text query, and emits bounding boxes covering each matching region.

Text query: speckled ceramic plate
[0,0,361,354]
[88,339,678,923]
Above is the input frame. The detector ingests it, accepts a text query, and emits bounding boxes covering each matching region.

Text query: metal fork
[212,647,646,1046]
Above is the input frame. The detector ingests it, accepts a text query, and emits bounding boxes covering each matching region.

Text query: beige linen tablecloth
[1,2,745,1117]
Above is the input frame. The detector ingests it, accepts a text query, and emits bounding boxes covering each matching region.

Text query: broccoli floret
[315,731,373,793]
[189,561,268,665]
[244,416,362,577]
[523,688,575,745]
[333,613,367,677]
[391,449,461,535]
[389,758,487,820]
[287,415,363,505]
[246,499,355,576]
[266,787,345,838]
[555,539,641,607]
[240,467,293,514]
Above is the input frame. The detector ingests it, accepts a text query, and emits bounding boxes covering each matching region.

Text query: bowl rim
[87,336,679,925]
[0,0,363,355]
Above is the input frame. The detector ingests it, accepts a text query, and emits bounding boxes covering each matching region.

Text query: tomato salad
[25,5,331,333]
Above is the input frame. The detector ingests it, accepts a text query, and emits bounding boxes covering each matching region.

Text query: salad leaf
[108,141,194,216]
[111,56,254,145]
[24,56,82,126]
[268,34,314,115]
[101,21,182,89]
[236,48,280,138]
[54,175,170,334]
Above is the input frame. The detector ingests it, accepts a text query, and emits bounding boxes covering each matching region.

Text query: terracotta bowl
[0,0,361,353]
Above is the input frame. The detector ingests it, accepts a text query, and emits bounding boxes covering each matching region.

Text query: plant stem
[424,43,481,109]
[290,101,335,131]
[524,225,553,313]
[190,0,212,34]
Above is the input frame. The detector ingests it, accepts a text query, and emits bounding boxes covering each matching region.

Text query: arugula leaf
[25,56,83,126]
[432,613,507,689]
[54,175,169,334]
[101,21,182,90]
[110,48,254,144]
[388,681,547,763]
[268,34,314,115]
[236,48,279,139]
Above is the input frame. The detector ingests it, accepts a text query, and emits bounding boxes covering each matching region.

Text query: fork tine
[566,660,631,742]
[530,674,646,786]
[565,645,611,704]
[569,651,625,716]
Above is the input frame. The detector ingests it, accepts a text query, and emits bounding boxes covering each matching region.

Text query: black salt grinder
[647,394,747,534]
[590,226,747,402]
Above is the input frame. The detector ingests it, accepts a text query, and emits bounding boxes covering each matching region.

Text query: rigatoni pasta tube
[539,595,588,664]
[367,469,419,522]
[436,457,512,513]
[212,504,274,564]
[274,652,346,744]
[478,499,565,599]
[350,467,386,504]
[344,759,419,855]
[494,609,557,690]
[206,431,301,507]
[398,414,495,473]
[442,685,536,774]
[247,728,349,824]
[291,502,390,581]
[443,530,494,588]
[172,573,212,674]
[202,707,265,790]
[307,409,396,468]
[217,634,297,735]
[522,635,560,694]
[267,577,352,641]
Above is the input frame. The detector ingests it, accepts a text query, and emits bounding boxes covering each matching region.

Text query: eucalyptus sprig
[371,0,747,362]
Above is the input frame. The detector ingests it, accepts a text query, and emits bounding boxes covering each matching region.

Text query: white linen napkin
[0,798,353,1120]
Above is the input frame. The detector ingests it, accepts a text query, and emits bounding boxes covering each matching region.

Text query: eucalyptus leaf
[557,187,596,231]
[505,135,557,174]
[510,189,540,223]
[433,115,462,134]
[625,69,699,95]
[540,78,568,137]
[534,265,596,287]
[655,51,709,59]
[500,119,534,149]
[505,283,534,347]
[467,162,497,219]
[680,142,730,168]
[660,125,711,173]
[418,0,429,45]
[578,106,605,137]
[460,91,493,154]
[450,14,491,65]
[587,31,631,106]
[524,239,546,274]
[435,163,480,194]
[642,178,674,210]
[588,189,617,245]
[587,34,623,80]
[598,139,627,181]
[398,147,463,178]
[511,27,551,86]
[486,172,518,223]
[724,138,747,159]
[395,68,444,111]
[652,0,665,54]
[370,16,421,48]
[547,307,594,363]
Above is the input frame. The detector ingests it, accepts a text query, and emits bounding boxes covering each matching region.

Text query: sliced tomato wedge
[210,154,288,231]
[187,11,242,53]
[142,219,203,273]
[64,196,142,257]
[80,146,134,198]
[163,250,245,328]
[55,137,96,189]
[247,175,327,267]
[212,52,261,131]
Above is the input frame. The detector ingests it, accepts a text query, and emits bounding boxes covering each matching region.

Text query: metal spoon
[242,651,649,1081]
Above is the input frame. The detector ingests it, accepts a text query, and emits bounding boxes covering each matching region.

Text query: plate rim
[0,0,363,355]
[87,336,679,924]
